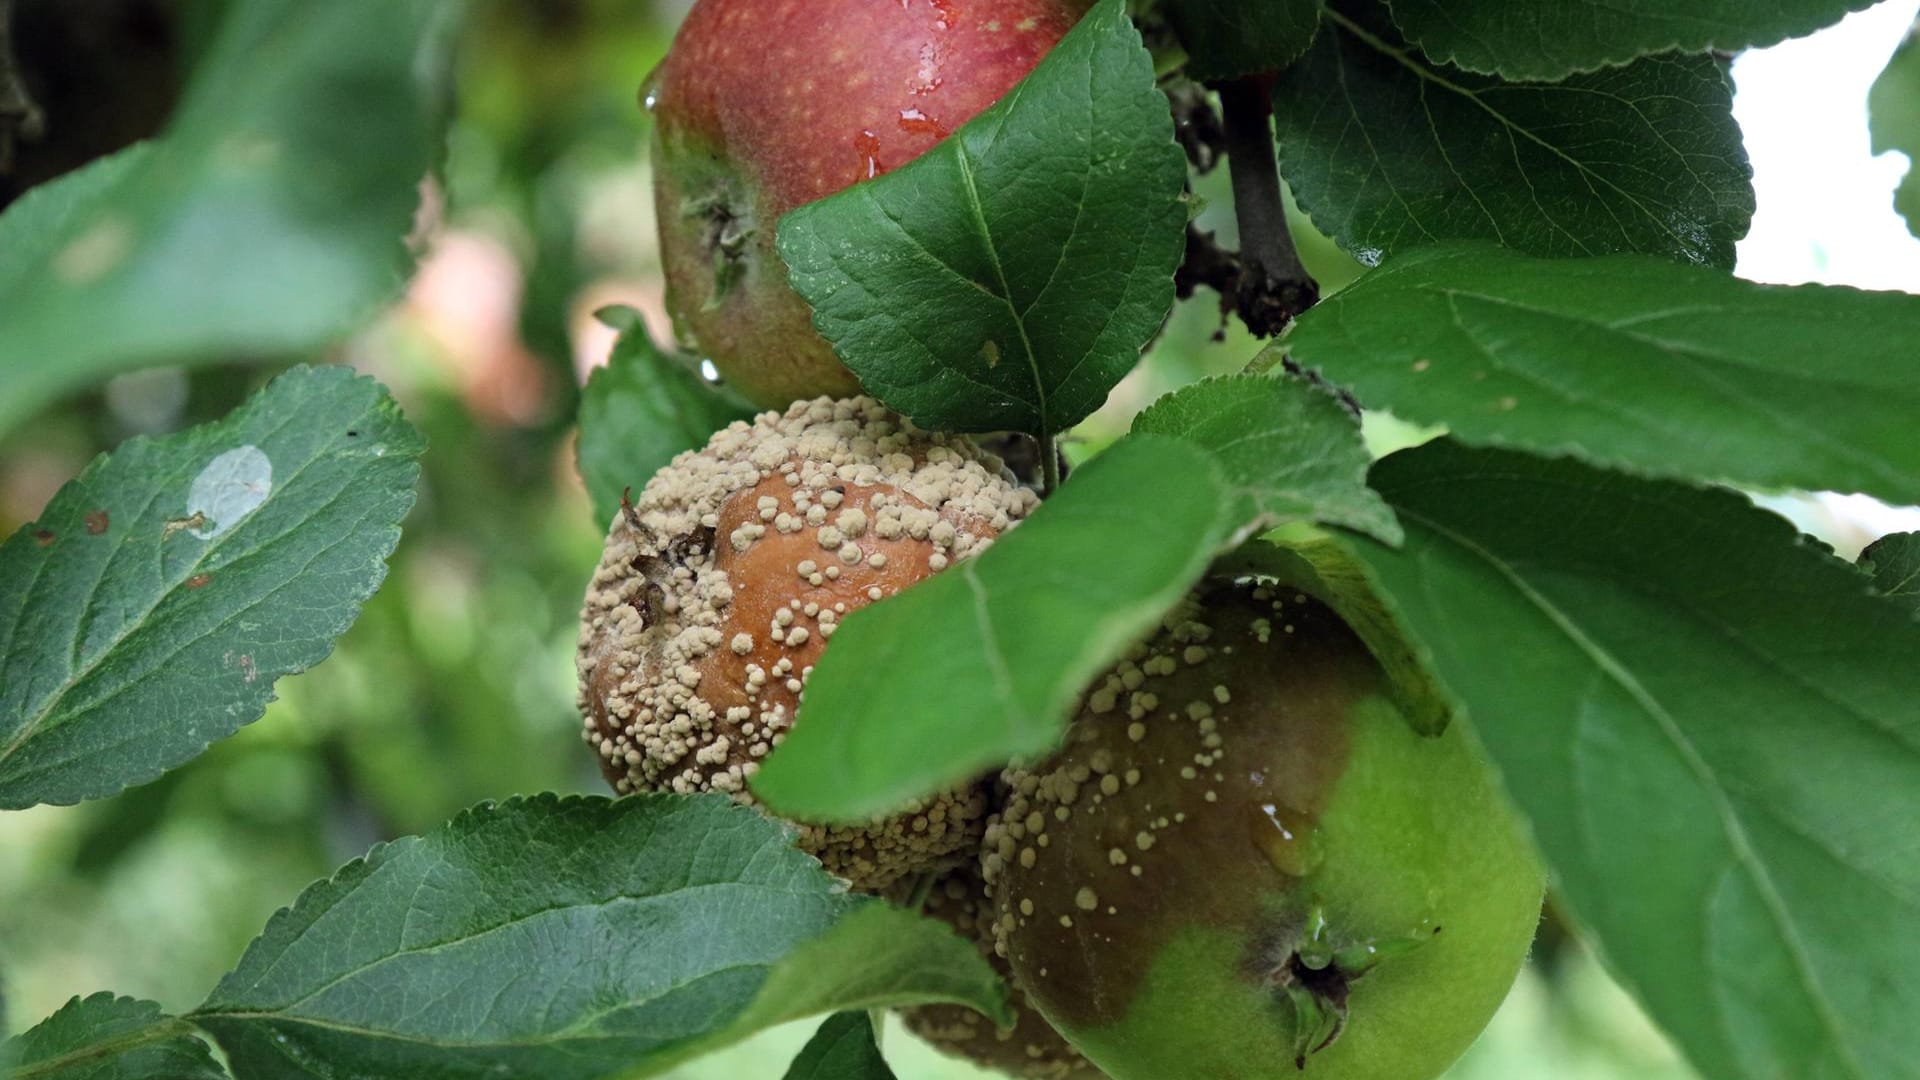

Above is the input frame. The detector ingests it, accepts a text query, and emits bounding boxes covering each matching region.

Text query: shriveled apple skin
[984,585,1545,1080]
[647,0,1090,407]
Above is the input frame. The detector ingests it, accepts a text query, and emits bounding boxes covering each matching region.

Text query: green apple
[981,582,1544,1079]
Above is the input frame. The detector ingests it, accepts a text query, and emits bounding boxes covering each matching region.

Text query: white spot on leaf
[54,217,135,284]
[187,445,273,539]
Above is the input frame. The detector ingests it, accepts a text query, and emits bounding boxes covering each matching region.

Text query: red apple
[647,0,1091,407]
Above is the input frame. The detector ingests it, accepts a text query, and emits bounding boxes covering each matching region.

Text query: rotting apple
[645,0,1091,407]
[895,865,1106,1079]
[575,396,1038,892]
[981,581,1544,1079]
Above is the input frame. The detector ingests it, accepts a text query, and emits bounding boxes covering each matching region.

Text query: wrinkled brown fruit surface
[577,396,1037,891]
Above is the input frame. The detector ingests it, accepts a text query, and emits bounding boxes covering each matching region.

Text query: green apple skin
[646,0,1089,408]
[982,583,1545,1080]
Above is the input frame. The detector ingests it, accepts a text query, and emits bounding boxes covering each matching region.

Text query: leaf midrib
[219,878,844,1019]
[952,140,1049,429]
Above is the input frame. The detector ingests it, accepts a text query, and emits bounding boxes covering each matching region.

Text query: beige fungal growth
[577,396,1038,892]
[974,583,1546,1080]
[980,583,1360,1022]
[894,867,1106,1080]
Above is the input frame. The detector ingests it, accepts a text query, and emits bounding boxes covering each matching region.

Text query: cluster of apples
[576,2,1544,1077]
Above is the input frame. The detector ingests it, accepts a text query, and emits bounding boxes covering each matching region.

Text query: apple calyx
[679,185,755,309]
[1255,902,1440,1068]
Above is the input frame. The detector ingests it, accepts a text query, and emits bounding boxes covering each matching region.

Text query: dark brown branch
[1215,77,1316,336]
[1174,224,1237,296]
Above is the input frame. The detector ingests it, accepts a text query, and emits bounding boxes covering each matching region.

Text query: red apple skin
[648,0,1090,407]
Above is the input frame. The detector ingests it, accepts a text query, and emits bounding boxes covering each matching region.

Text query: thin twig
[1173,224,1240,341]
[1165,79,1227,174]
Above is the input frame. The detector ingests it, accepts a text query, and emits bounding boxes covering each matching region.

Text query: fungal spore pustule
[577,395,1038,892]
[893,865,1106,1080]
[982,580,1545,1080]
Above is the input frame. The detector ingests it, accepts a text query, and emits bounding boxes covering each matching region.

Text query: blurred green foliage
[0,1,1696,1076]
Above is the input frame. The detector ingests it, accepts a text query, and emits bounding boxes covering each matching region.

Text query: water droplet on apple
[1248,800,1323,877]
[700,359,723,384]
[639,64,664,114]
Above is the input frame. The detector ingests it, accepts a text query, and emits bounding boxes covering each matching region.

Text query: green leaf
[778,0,1187,437]
[1861,533,1920,615]
[0,0,461,438]
[746,904,1011,1032]
[191,794,1006,1080]
[575,306,758,529]
[1214,537,1449,734]
[1870,26,1920,239]
[0,144,153,291]
[1131,373,1400,544]
[753,436,1234,822]
[1344,440,1920,1080]
[1163,0,1321,79]
[0,366,423,809]
[782,1014,896,1080]
[3,995,227,1080]
[1270,5,1753,270]
[1387,0,1876,81]
[1283,243,1920,505]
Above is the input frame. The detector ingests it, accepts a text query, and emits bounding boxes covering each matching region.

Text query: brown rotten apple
[982,581,1544,1079]
[647,0,1090,407]
[894,866,1105,1080]
[577,396,1038,892]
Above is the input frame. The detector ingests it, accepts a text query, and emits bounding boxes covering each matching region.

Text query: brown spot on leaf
[224,650,259,683]
[33,529,56,546]
[85,510,110,535]
[186,574,212,589]
[162,511,209,539]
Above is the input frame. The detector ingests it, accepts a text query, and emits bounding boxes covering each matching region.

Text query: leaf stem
[1216,77,1317,335]
[904,871,937,911]
[1039,434,1062,496]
